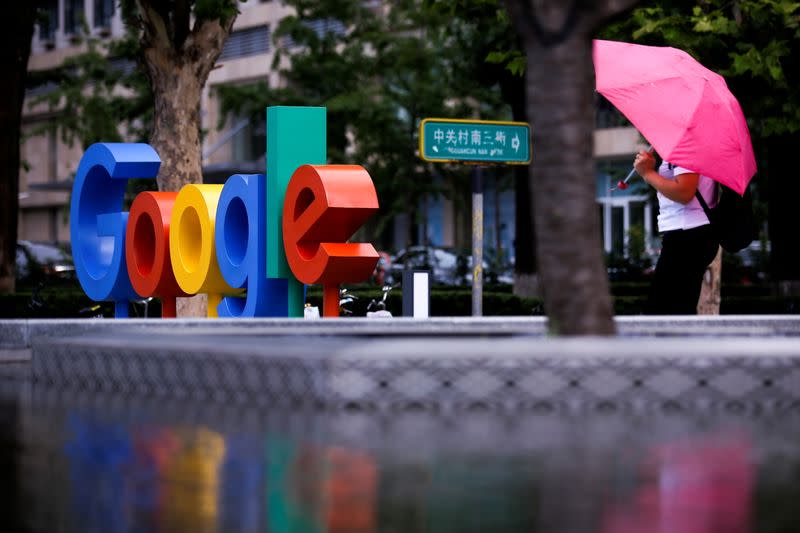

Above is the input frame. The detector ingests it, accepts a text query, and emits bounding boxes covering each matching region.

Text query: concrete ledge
[0,320,29,348]
[6,315,800,411]
[28,328,800,410]
[4,317,548,348]
[3,315,800,349]
[0,348,31,363]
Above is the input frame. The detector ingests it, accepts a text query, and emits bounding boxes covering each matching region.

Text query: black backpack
[694,184,757,253]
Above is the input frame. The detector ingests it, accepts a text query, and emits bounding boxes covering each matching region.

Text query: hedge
[1,283,796,318]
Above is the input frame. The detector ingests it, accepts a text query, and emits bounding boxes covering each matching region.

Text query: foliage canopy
[600,0,800,138]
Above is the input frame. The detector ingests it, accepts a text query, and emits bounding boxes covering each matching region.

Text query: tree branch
[186,16,236,86]
[173,0,191,50]
[588,0,641,29]
[503,0,537,48]
[135,0,172,52]
[503,0,584,48]
[504,0,641,47]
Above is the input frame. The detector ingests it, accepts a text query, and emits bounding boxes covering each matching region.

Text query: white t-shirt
[656,161,717,232]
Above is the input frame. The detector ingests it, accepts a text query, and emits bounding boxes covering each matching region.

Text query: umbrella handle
[611,145,653,191]
[622,145,654,184]
[621,166,637,185]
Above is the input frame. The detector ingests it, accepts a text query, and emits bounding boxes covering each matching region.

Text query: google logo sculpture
[70,107,379,319]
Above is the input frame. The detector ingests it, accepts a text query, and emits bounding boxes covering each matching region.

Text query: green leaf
[693,18,713,32]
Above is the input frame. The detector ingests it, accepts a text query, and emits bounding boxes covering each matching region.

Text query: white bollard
[402,270,430,318]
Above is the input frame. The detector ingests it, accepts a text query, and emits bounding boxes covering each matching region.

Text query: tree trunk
[147,65,206,317]
[0,4,37,294]
[136,2,236,317]
[504,0,638,334]
[150,66,204,192]
[697,246,721,315]
[525,37,614,334]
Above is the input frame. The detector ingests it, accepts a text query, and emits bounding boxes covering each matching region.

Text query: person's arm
[634,151,699,204]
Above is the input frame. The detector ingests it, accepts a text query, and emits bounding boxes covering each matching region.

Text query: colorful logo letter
[283,165,379,317]
[266,106,327,317]
[70,143,160,317]
[169,184,240,317]
[215,174,288,317]
[125,192,187,318]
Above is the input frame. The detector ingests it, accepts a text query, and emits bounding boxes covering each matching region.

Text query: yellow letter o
[169,184,240,317]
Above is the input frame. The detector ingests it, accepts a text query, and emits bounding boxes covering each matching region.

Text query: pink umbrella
[593,39,756,195]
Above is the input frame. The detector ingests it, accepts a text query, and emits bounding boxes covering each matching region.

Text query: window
[219,25,270,61]
[38,0,58,43]
[48,129,58,182]
[307,19,346,38]
[596,162,654,257]
[64,0,84,36]
[611,206,624,256]
[26,81,58,99]
[282,19,346,48]
[232,118,266,163]
[108,58,136,77]
[94,0,114,29]
[630,201,645,229]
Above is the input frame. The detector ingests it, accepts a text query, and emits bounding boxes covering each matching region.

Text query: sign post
[472,166,483,317]
[419,118,531,316]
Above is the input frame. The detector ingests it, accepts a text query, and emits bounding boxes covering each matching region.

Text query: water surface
[3,377,800,533]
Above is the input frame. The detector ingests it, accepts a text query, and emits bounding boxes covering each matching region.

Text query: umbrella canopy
[593,39,756,195]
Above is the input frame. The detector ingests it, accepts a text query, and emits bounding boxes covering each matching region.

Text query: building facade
[20,0,286,244]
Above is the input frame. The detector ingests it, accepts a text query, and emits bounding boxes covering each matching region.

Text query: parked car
[388,246,513,286]
[388,246,462,286]
[370,251,392,286]
[16,240,75,286]
[481,248,514,285]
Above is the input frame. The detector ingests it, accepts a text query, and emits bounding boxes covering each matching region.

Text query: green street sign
[419,118,531,165]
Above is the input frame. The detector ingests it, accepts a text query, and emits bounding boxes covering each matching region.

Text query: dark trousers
[646,224,719,315]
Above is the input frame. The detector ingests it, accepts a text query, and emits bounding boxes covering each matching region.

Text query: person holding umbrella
[633,151,719,314]
[594,40,758,314]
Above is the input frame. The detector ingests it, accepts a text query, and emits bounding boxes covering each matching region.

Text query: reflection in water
[324,447,377,533]
[0,396,25,533]
[65,416,227,533]
[269,439,377,533]
[269,437,325,533]
[602,434,752,533]
[64,415,133,533]
[220,433,264,533]
[131,426,180,530]
[6,385,800,533]
[56,409,379,533]
[162,427,226,533]
[425,455,538,532]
